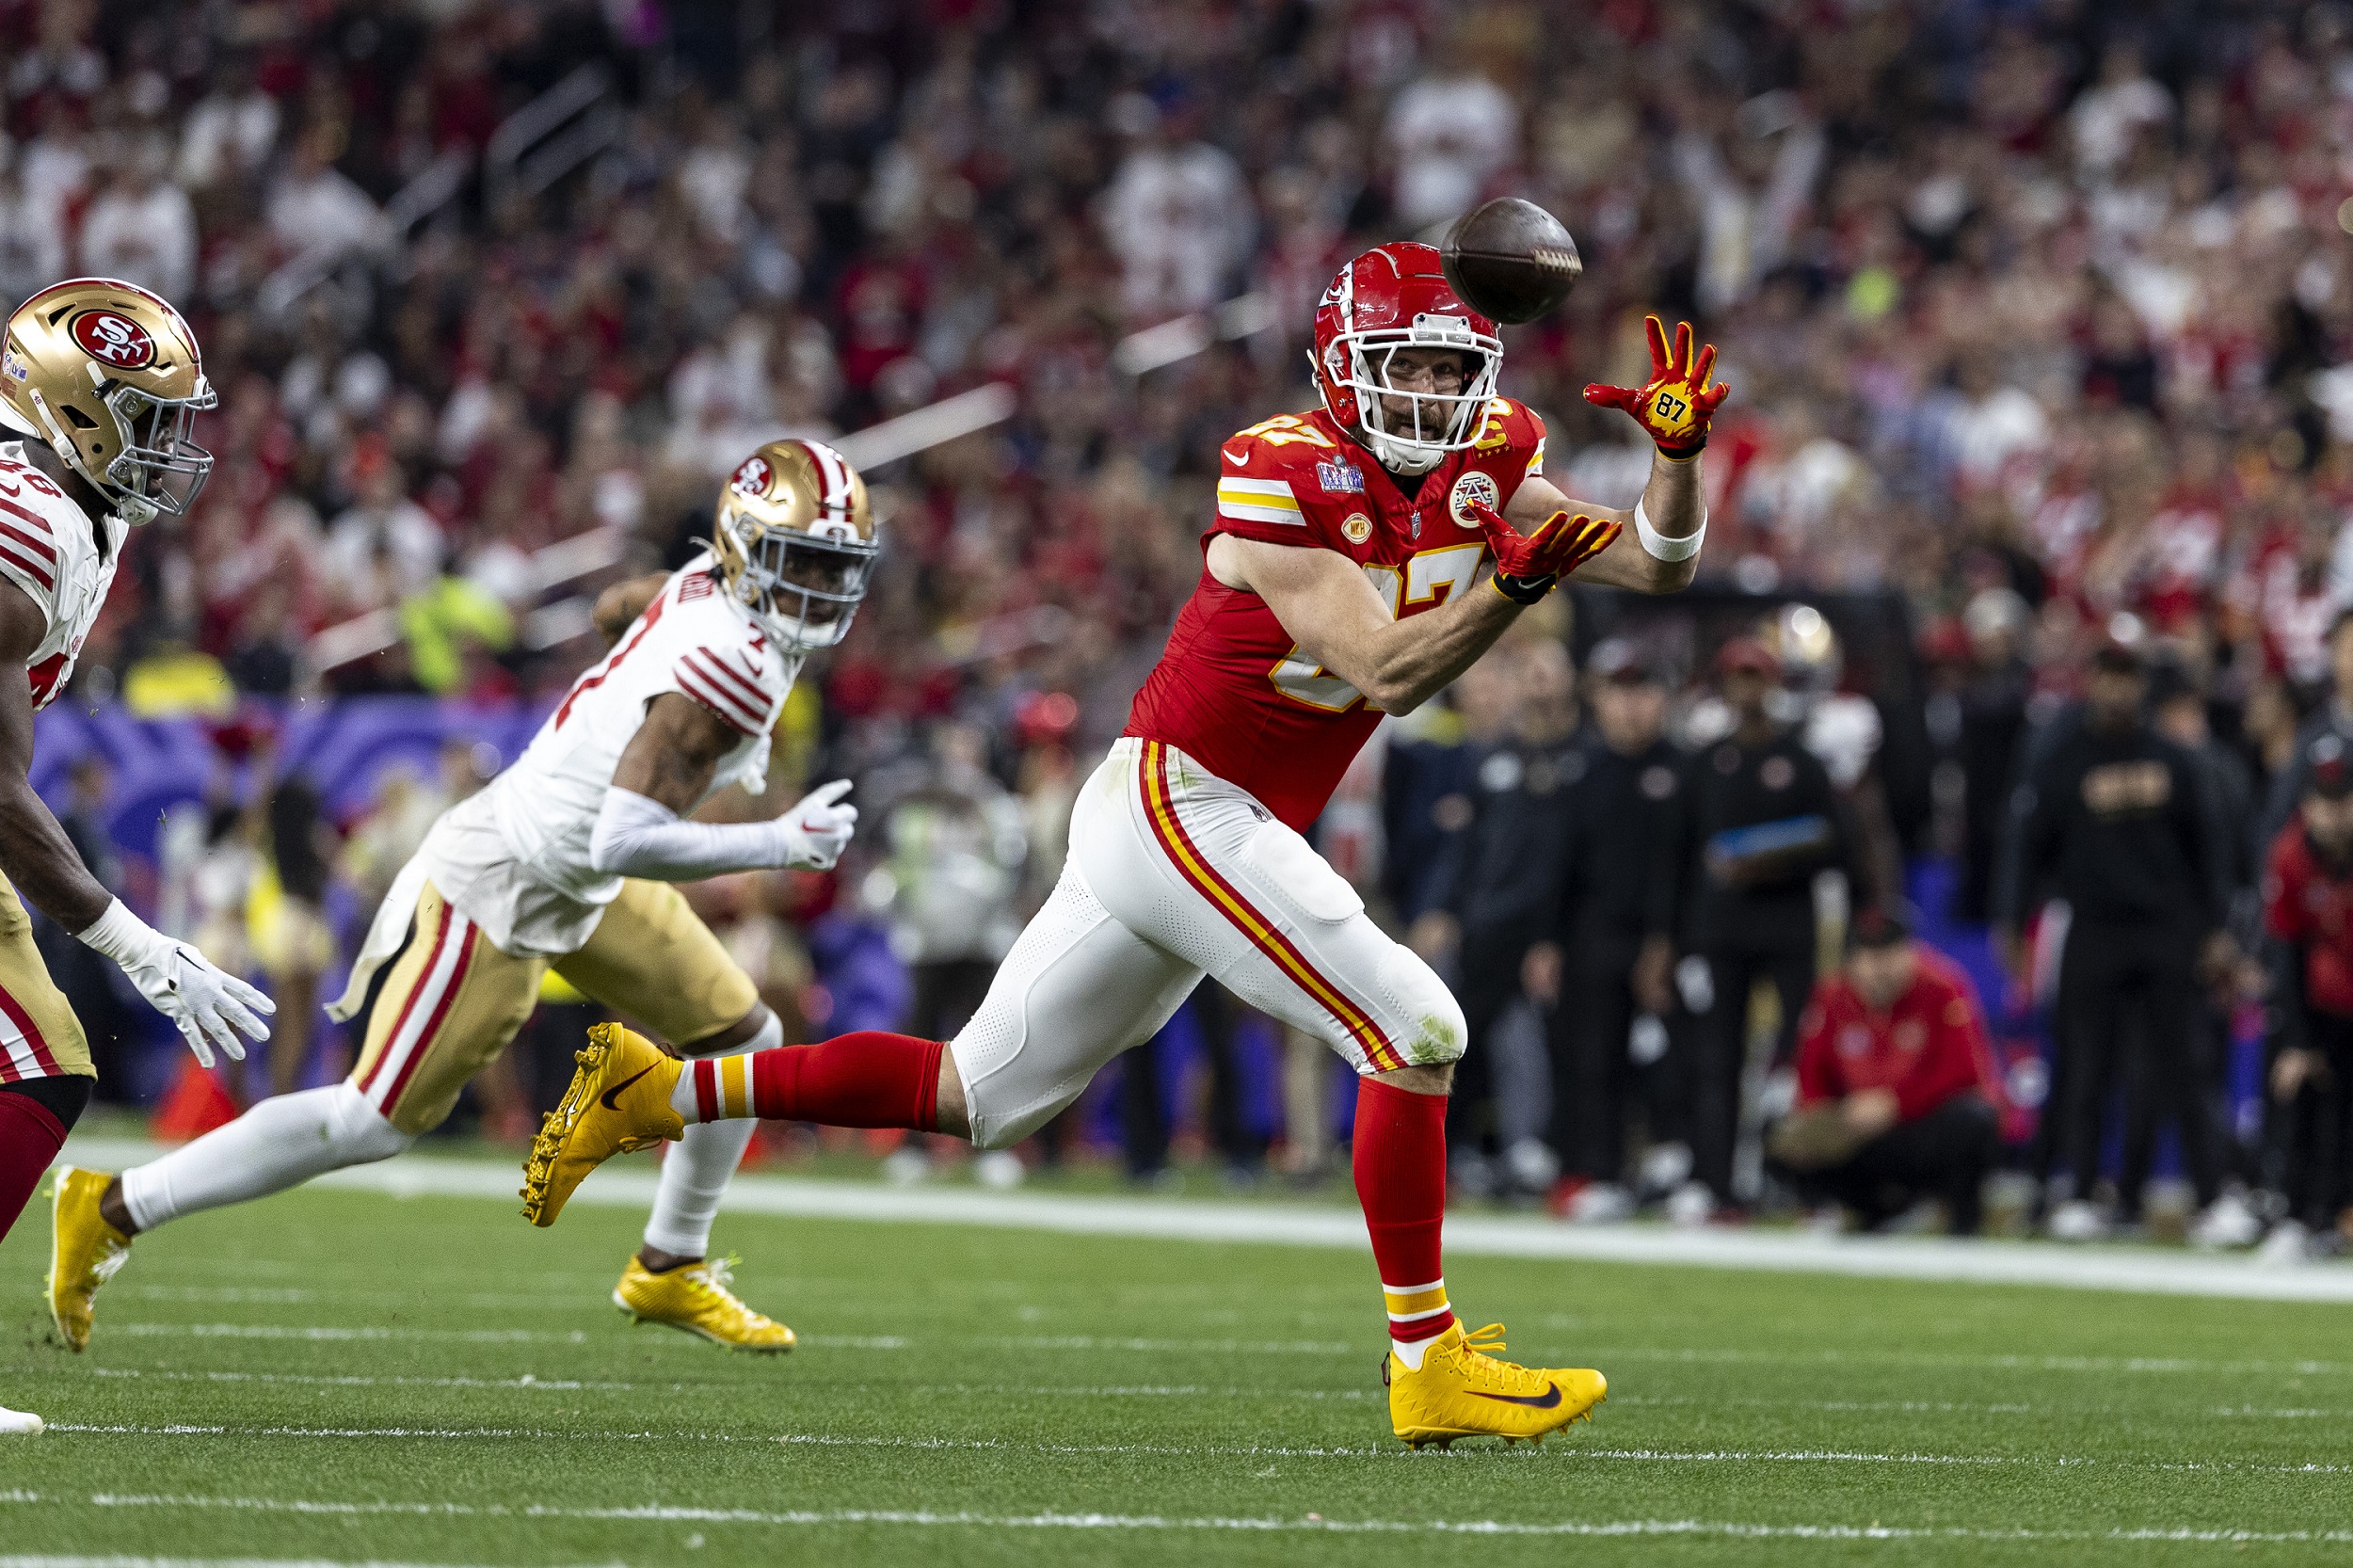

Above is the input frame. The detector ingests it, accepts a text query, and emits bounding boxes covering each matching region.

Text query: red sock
[1353,1075,1454,1349]
[0,1089,68,1244]
[689,1032,944,1130]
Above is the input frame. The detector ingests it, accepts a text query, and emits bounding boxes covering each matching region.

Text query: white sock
[118,1083,413,1233]
[1390,1334,1436,1371]
[667,1066,701,1121]
[644,1014,779,1256]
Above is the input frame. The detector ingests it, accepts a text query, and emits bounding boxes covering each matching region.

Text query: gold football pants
[0,873,90,1081]
[348,878,757,1135]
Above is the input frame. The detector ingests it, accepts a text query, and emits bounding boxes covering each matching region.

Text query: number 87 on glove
[1584,315,1730,459]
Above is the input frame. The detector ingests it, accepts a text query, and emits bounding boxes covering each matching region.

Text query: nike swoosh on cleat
[1470,1383,1562,1409]
[600,1064,659,1112]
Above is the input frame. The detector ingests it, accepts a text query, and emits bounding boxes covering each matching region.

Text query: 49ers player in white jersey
[50,439,878,1358]
[524,243,1728,1448]
[0,279,274,1436]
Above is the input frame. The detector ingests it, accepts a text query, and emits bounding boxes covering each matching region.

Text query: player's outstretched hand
[1583,315,1730,458]
[75,898,274,1068]
[146,947,276,1069]
[778,778,857,871]
[1465,499,1623,603]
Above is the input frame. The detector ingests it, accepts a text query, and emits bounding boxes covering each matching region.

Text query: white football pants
[949,738,1465,1148]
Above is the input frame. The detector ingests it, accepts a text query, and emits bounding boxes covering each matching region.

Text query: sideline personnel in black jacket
[1426,640,1584,1169]
[1662,637,1849,1210]
[1996,639,2230,1229]
[1524,640,1686,1207]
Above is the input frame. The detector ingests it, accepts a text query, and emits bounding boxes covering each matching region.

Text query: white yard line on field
[0,1558,606,1568]
[77,1368,2353,1425]
[124,1285,586,1311]
[1,1492,2348,1546]
[87,1366,2353,1427]
[109,1324,589,1345]
[88,1368,643,1392]
[104,1323,1350,1355]
[976,1334,1358,1352]
[55,1133,2353,1304]
[95,1320,2353,1378]
[1585,1343,2353,1376]
[105,1324,907,1350]
[79,1367,1354,1399]
[24,1427,2353,1475]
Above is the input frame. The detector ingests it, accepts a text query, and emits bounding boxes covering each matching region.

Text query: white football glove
[776,778,857,871]
[76,898,275,1069]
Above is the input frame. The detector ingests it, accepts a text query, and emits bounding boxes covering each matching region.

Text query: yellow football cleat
[521,1023,685,1226]
[1385,1320,1606,1448]
[615,1255,794,1352]
[47,1167,130,1352]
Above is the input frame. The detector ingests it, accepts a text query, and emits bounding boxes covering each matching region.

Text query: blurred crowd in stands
[24,0,2353,1248]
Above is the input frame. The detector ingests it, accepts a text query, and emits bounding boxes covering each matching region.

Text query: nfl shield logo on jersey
[1449,470,1498,528]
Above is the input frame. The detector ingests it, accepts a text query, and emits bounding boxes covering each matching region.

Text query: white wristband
[75,896,166,964]
[1634,499,1706,563]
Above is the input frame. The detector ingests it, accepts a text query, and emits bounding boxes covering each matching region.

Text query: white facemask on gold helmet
[0,278,215,525]
[712,439,879,649]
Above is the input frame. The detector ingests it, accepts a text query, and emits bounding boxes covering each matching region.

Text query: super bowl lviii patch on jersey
[1315,459,1365,494]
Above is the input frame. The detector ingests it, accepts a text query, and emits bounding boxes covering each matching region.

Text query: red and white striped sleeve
[670,639,777,738]
[0,492,59,624]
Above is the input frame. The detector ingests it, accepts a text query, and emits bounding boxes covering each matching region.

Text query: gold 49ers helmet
[0,278,215,525]
[712,438,879,648]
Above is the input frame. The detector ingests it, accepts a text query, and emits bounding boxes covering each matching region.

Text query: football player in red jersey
[525,243,1723,1448]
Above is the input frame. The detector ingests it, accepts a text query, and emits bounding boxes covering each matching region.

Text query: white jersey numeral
[1267,543,1486,713]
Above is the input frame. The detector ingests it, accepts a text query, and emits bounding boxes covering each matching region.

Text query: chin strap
[1366,430,1446,475]
[26,390,84,485]
[26,387,148,524]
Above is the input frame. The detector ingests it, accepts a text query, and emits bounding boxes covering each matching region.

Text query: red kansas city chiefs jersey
[1793,948,1999,1123]
[2264,821,2353,1016]
[1125,399,1546,830]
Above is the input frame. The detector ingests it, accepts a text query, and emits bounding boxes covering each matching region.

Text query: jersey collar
[1316,410,1467,538]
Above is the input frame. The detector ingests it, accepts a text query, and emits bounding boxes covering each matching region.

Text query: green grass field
[4,1145,2352,1566]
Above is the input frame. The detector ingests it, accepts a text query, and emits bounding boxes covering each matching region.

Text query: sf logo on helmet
[729,456,773,497]
[70,310,156,370]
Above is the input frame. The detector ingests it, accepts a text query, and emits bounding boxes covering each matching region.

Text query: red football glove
[1465,501,1624,603]
[1583,315,1731,458]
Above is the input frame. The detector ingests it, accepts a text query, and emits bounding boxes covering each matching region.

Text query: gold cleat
[1385,1320,1606,1448]
[615,1255,794,1352]
[520,1023,685,1227]
[46,1167,130,1352]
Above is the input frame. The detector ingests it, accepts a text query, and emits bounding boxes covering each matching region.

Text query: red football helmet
[1311,242,1502,474]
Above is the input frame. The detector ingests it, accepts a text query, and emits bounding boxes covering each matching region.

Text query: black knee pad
[0,1073,93,1132]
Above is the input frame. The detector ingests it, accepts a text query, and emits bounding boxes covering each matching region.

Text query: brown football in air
[1441,198,1582,325]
